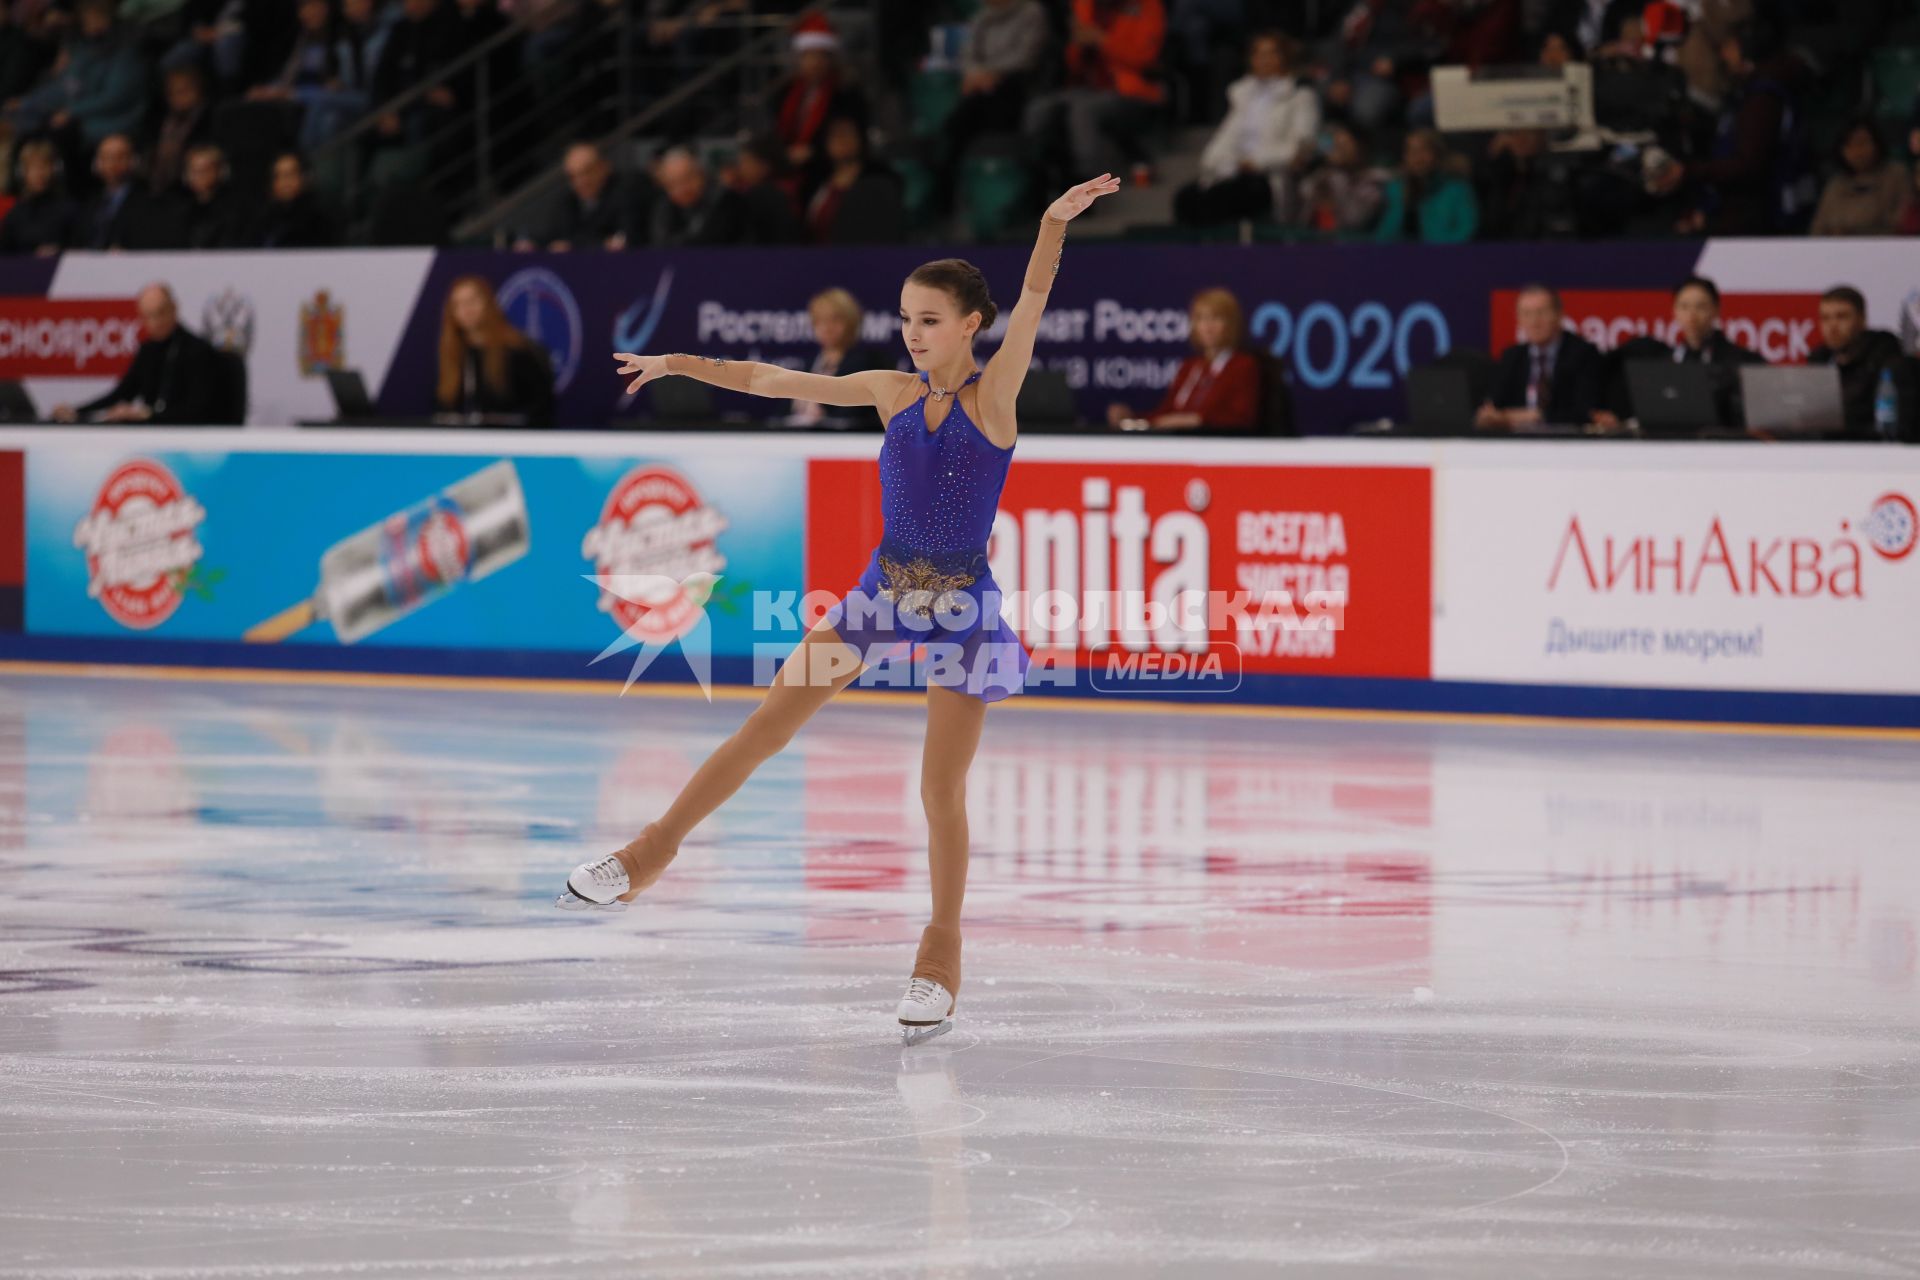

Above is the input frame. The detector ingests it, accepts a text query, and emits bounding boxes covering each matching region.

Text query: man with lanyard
[51,283,228,424]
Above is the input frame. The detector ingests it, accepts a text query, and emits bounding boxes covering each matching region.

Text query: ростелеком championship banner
[1431,445,1920,694]
[24,444,806,663]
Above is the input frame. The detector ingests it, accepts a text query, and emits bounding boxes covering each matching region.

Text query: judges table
[2,425,1915,730]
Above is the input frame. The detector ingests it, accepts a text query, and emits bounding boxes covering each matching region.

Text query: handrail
[450,0,833,244]
[310,10,536,168]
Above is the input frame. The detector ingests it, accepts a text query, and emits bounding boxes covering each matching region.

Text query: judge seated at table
[1668,274,1764,426]
[51,283,226,424]
[436,275,555,428]
[1475,283,1603,430]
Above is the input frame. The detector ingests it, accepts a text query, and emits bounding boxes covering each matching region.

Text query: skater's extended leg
[561,622,866,908]
[909,681,987,998]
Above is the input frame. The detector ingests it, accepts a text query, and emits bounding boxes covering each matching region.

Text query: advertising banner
[1432,451,1920,694]
[808,457,1432,684]
[23,444,807,662]
[24,250,436,427]
[382,242,1705,433]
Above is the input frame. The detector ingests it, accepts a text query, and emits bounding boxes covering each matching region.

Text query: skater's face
[1672,284,1717,348]
[1818,299,1862,353]
[137,286,177,342]
[898,282,976,368]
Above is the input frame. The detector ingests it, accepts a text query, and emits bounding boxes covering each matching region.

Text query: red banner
[808,459,1432,681]
[1490,288,1822,364]
[0,296,142,378]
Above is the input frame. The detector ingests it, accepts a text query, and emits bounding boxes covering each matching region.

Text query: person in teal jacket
[8,0,149,149]
[1374,127,1478,243]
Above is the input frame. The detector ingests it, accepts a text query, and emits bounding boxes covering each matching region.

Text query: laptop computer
[1627,361,1718,436]
[0,380,38,422]
[648,377,715,424]
[1404,365,1474,435]
[324,368,377,420]
[1740,365,1845,434]
[1015,369,1078,432]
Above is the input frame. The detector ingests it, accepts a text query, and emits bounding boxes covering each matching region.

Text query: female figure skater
[557,174,1121,1043]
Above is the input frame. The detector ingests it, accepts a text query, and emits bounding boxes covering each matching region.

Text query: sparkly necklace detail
[929,371,979,401]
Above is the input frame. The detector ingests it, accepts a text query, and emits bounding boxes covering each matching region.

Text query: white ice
[0,672,1916,1278]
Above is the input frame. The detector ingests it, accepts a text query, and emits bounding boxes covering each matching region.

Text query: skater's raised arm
[613,353,915,412]
[977,174,1121,429]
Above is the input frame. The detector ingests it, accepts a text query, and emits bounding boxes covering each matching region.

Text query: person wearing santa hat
[774,13,870,202]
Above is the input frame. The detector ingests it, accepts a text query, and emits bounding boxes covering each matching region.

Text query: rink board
[1,429,1916,728]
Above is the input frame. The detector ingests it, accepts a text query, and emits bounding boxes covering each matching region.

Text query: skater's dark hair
[906,259,997,331]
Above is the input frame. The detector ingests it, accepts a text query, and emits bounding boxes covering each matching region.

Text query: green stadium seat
[1873,47,1920,122]
[960,151,1028,241]
[911,69,963,138]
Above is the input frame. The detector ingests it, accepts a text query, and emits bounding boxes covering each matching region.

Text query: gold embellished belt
[875,546,984,619]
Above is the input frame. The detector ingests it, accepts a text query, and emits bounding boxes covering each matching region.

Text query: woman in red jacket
[1107,287,1260,431]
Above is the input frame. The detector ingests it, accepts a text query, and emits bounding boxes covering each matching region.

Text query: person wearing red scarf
[773,14,867,201]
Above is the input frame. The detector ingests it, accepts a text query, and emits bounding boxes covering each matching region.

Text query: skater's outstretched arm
[977,174,1122,432]
[612,352,916,410]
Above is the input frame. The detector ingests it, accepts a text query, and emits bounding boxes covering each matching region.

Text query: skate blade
[553,885,629,912]
[900,1018,953,1046]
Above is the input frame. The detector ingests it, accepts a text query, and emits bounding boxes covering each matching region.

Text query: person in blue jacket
[1374,126,1477,243]
[7,0,149,150]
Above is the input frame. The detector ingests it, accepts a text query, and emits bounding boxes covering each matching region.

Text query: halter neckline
[918,369,982,389]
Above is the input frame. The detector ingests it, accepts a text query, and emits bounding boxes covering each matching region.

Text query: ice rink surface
[0,670,1916,1279]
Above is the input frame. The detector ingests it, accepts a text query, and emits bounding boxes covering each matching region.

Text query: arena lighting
[1431,62,1596,133]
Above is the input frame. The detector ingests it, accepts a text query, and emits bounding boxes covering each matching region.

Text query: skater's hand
[614,352,667,394]
[1046,173,1122,223]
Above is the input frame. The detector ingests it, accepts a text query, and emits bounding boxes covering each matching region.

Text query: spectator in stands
[772,14,865,198]
[783,287,892,428]
[1174,31,1318,227]
[8,0,148,150]
[1810,120,1909,237]
[1900,163,1920,237]
[944,0,1048,181]
[1314,0,1444,132]
[0,138,75,253]
[1374,127,1477,243]
[805,115,904,245]
[1105,288,1258,431]
[163,140,241,249]
[1476,283,1603,429]
[1479,128,1579,240]
[373,0,459,147]
[247,0,339,106]
[0,2,54,105]
[159,0,246,85]
[1650,21,1814,235]
[51,283,226,424]
[1669,274,1763,427]
[70,132,161,249]
[649,147,748,247]
[1808,286,1914,441]
[518,140,648,251]
[146,65,213,195]
[726,136,802,244]
[436,274,556,427]
[1024,0,1167,191]
[1291,120,1383,235]
[250,150,337,246]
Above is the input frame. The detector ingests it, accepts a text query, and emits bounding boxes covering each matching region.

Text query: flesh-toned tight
[612,620,986,1000]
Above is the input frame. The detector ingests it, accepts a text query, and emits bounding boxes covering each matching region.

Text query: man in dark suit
[1669,274,1765,426]
[1808,286,1914,441]
[70,133,164,251]
[51,283,228,424]
[1476,282,1605,429]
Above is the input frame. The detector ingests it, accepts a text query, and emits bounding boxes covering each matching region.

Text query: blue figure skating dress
[822,370,1031,703]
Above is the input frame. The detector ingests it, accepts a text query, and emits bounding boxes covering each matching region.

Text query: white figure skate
[897,976,955,1045]
[554,852,631,911]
